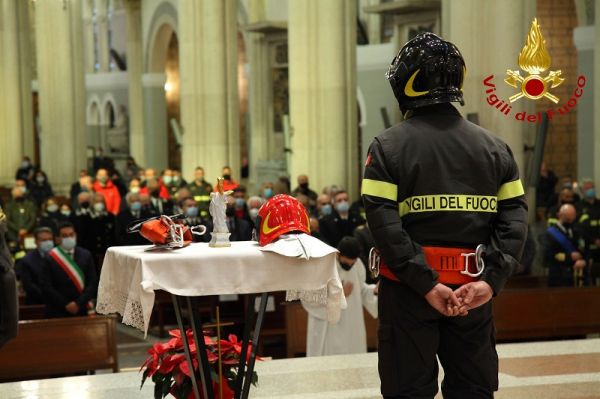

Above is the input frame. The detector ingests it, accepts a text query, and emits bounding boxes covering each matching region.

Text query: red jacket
[140,183,171,200]
[93,180,122,215]
[213,179,239,192]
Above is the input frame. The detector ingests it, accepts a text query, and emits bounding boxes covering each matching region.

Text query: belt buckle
[459,244,486,278]
[369,247,380,277]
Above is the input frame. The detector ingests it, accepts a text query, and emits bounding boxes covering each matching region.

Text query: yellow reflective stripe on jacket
[398,194,498,217]
[497,179,524,201]
[591,220,599,227]
[547,217,558,226]
[194,195,211,202]
[361,179,398,202]
[579,214,590,223]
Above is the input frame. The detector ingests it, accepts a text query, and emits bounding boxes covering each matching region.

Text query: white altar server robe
[303,259,378,356]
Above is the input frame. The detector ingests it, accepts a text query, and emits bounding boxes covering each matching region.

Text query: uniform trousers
[378,278,498,399]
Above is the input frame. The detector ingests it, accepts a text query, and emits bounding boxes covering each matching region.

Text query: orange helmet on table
[257,194,310,246]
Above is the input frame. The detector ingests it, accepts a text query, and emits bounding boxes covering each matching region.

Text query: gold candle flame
[518,18,551,75]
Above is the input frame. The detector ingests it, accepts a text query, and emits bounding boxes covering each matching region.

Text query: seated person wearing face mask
[92,168,122,216]
[41,222,97,317]
[16,227,55,305]
[180,197,210,243]
[89,193,116,269]
[116,192,154,246]
[37,197,69,234]
[318,190,366,247]
[224,196,252,242]
[304,236,378,356]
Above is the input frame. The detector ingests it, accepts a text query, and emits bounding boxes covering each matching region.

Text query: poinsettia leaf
[140,369,149,389]
[252,371,258,386]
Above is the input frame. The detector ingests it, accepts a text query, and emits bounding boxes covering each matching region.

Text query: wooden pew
[285,285,600,354]
[0,315,118,382]
[493,286,600,340]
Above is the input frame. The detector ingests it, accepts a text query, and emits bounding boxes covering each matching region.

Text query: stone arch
[145,1,178,73]
[86,95,102,126]
[101,94,119,127]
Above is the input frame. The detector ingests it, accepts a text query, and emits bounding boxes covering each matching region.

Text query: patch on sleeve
[365,153,372,167]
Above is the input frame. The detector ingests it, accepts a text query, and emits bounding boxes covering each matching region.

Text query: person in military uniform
[187,167,213,219]
[578,180,600,285]
[362,33,528,398]
[543,204,588,287]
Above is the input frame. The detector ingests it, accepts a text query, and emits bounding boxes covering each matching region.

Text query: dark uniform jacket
[578,198,600,259]
[362,103,528,296]
[542,222,587,287]
[17,249,47,305]
[188,181,213,219]
[41,246,97,317]
[318,210,366,248]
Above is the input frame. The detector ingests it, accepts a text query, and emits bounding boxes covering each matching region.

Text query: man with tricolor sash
[41,222,97,318]
[363,33,528,399]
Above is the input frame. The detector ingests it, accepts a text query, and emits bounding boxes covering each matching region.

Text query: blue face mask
[235,198,245,209]
[321,204,333,216]
[335,201,350,213]
[186,206,199,218]
[39,240,54,254]
[61,237,77,251]
[585,188,596,199]
[263,188,274,199]
[130,201,142,212]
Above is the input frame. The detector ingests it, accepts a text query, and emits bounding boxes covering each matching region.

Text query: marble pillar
[180,0,240,183]
[126,0,145,166]
[95,0,109,72]
[142,73,168,170]
[35,0,87,193]
[0,0,33,186]
[247,0,272,191]
[83,0,95,73]
[442,0,536,176]
[288,0,358,197]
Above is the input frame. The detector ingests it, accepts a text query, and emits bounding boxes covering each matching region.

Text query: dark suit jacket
[41,247,97,317]
[17,250,46,305]
[318,210,365,247]
[227,217,253,242]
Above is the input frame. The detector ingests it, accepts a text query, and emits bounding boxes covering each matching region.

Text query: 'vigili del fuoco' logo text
[482,18,586,123]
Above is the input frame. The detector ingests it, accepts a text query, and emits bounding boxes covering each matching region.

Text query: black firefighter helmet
[386,32,465,110]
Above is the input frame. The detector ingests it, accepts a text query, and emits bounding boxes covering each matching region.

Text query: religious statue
[209,178,233,247]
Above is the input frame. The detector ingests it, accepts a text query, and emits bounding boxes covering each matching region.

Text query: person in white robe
[304,236,378,356]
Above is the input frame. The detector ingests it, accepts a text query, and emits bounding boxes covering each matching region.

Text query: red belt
[378,246,482,286]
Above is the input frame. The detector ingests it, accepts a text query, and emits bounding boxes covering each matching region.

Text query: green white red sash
[48,247,95,315]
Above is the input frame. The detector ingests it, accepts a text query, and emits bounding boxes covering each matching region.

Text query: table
[96,241,345,399]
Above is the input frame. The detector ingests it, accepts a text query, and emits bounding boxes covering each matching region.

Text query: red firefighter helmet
[257,194,310,246]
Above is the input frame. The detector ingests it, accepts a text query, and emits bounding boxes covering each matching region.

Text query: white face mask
[130,186,140,194]
[93,203,105,213]
[249,208,260,220]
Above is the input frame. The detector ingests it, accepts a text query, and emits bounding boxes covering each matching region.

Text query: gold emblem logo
[404,69,429,97]
[261,212,281,235]
[504,18,564,103]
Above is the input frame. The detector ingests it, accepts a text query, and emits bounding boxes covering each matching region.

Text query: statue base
[209,232,231,248]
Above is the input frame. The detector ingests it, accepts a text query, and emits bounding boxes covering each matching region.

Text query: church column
[142,73,168,170]
[35,0,86,193]
[0,0,33,186]
[442,0,536,174]
[125,0,145,166]
[574,25,594,181]
[95,0,109,72]
[247,0,271,190]
[288,0,358,196]
[180,0,240,183]
[83,0,95,73]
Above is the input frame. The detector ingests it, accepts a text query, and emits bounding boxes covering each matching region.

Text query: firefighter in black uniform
[362,33,528,399]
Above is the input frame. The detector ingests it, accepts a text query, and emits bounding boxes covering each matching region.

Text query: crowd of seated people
[5,153,599,319]
[2,155,376,318]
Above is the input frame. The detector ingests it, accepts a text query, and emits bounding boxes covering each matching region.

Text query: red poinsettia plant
[140,329,259,399]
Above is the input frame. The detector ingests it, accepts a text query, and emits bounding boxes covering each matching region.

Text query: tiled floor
[2,337,599,398]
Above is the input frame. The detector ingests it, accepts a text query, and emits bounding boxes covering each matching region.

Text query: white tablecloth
[96,241,345,335]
